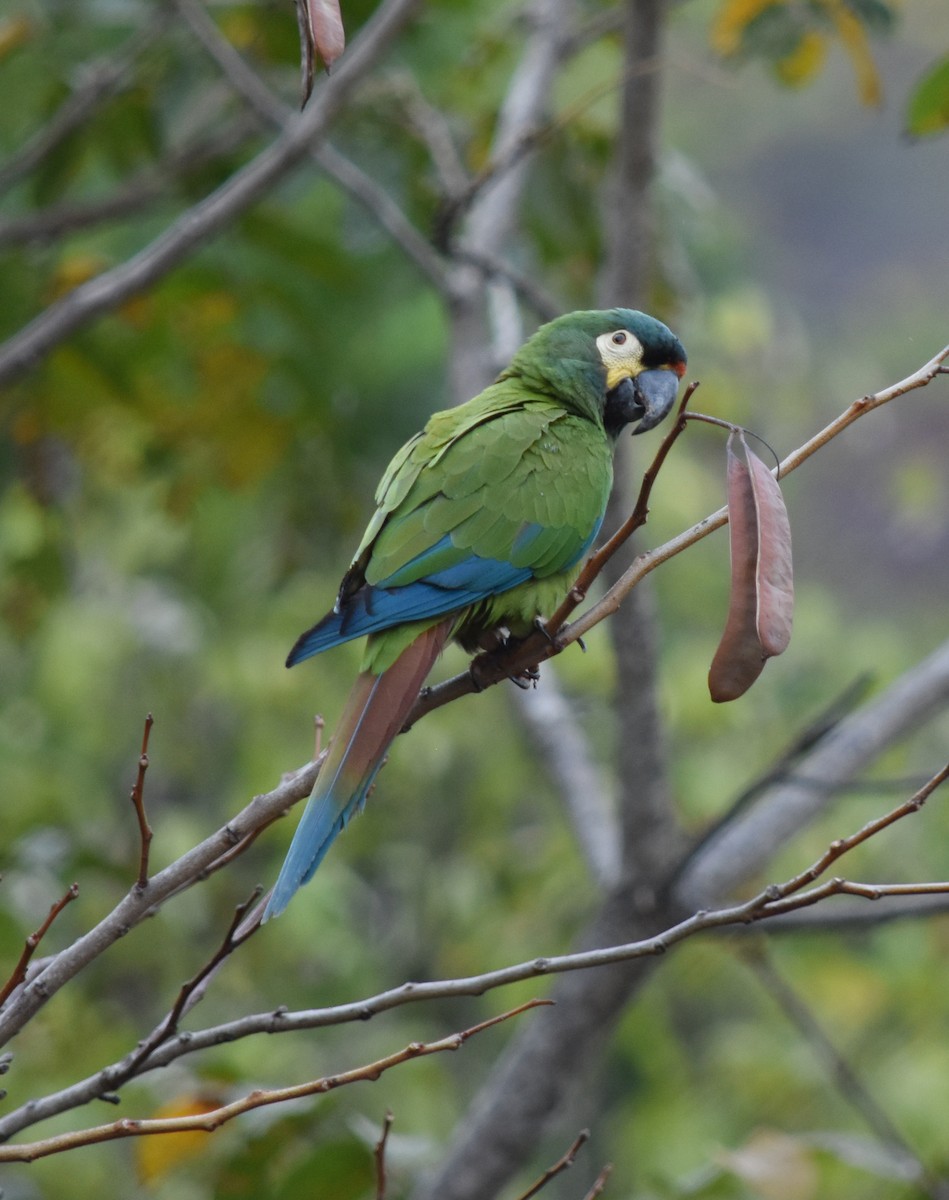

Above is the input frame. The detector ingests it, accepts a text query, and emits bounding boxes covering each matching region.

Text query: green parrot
[264,308,687,918]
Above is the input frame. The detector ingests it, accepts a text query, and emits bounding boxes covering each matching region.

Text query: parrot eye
[611,332,628,346]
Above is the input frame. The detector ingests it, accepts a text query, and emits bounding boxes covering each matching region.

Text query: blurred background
[0,0,947,1196]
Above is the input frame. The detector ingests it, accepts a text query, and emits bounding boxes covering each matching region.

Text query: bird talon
[532,616,555,644]
[508,665,540,689]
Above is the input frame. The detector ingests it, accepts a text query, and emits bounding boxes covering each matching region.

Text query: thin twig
[547,380,700,637]
[0,20,164,196]
[173,0,450,292]
[0,118,256,249]
[515,1129,590,1200]
[374,1109,395,1200]
[127,888,263,1074]
[0,757,321,1047]
[0,884,79,1009]
[0,999,549,1162]
[129,714,154,890]
[580,1163,614,1199]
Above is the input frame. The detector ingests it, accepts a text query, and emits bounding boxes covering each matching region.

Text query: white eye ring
[611,331,628,346]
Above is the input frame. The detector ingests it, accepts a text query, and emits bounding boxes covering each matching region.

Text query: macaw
[263,308,687,919]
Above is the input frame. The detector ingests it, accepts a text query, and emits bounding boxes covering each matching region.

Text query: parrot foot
[532,616,553,643]
[508,664,540,690]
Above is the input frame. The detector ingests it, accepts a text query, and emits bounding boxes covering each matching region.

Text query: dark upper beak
[629,367,681,434]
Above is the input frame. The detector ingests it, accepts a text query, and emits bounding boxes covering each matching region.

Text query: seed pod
[708,432,794,702]
[298,0,345,103]
[748,448,794,656]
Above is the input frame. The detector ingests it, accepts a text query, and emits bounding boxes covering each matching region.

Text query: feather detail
[263,620,451,919]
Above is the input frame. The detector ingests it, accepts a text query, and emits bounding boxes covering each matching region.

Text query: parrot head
[504,307,687,437]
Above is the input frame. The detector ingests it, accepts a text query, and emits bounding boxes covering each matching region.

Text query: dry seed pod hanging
[297,0,345,104]
[708,431,794,702]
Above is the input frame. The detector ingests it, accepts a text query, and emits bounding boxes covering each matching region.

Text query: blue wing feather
[287,537,533,666]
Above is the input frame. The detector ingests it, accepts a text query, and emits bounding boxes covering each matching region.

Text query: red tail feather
[263,620,452,918]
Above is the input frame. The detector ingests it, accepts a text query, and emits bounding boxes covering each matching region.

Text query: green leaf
[906,55,949,137]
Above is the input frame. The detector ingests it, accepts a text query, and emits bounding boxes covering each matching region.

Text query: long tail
[263,621,451,920]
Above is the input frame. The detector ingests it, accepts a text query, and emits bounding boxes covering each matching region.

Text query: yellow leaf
[136,1094,222,1185]
[0,15,33,60]
[711,0,781,56]
[776,30,827,87]
[821,0,883,105]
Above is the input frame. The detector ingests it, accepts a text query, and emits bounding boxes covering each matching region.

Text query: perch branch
[405,344,949,727]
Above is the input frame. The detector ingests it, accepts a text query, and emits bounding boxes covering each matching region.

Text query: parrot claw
[508,665,540,690]
[532,616,554,644]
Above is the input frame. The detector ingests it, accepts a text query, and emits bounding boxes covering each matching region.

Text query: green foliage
[906,54,949,136]
[709,0,896,102]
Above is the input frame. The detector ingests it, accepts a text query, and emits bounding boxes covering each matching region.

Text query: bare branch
[0,1000,548,1163]
[0,118,256,249]
[375,1110,395,1200]
[0,0,422,389]
[0,758,320,1045]
[127,888,264,1075]
[129,714,155,890]
[579,1164,614,1199]
[4,767,945,1141]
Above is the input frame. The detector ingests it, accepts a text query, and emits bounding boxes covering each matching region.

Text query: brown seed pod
[708,432,794,702]
[748,447,794,656]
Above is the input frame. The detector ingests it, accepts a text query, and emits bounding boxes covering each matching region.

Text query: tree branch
[0,759,320,1046]
[0,0,422,389]
[3,767,945,1143]
[677,643,949,907]
[0,1000,548,1162]
[0,118,256,248]
[0,20,164,196]
[405,345,949,728]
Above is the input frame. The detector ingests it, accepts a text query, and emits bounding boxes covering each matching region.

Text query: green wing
[359,384,613,591]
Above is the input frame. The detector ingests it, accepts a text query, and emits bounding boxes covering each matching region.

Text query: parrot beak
[629,367,681,435]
